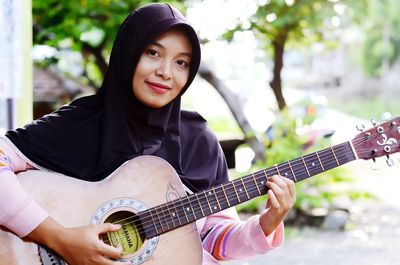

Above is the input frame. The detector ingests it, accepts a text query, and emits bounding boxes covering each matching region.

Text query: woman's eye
[147,49,159,56]
[176,60,188,67]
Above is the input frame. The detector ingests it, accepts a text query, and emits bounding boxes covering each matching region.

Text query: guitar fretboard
[139,141,356,238]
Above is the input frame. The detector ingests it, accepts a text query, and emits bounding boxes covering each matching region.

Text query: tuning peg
[371,118,377,126]
[381,112,392,122]
[356,124,365,132]
[370,158,380,170]
[386,155,395,167]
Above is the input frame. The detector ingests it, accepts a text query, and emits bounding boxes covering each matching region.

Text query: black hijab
[5,3,228,192]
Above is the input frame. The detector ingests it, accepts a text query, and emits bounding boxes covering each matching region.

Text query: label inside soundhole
[104,211,145,255]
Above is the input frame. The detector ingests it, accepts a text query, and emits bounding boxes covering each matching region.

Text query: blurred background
[1,0,400,264]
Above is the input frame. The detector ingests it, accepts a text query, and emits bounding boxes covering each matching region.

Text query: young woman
[0,3,295,265]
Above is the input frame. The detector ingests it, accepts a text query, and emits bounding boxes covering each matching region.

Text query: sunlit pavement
[226,108,400,265]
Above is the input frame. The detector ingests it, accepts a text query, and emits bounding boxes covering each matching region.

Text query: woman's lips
[146,81,171,94]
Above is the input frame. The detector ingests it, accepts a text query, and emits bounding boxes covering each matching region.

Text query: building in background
[0,0,32,134]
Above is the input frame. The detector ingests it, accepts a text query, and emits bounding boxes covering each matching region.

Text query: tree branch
[198,62,266,162]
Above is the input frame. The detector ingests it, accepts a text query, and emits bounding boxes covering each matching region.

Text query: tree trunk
[82,42,108,77]
[81,47,267,162]
[270,33,288,110]
[198,62,266,162]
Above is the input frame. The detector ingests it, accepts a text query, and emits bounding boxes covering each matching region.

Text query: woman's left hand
[259,175,296,236]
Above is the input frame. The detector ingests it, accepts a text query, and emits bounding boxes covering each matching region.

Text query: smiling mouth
[146,81,171,94]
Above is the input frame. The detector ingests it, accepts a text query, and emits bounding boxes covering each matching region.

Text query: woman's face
[132,29,192,108]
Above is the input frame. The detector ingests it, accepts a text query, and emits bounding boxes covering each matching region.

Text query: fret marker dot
[214,206,218,210]
[261,181,264,185]
[285,173,288,176]
[312,162,315,166]
[239,188,243,192]
[186,207,190,211]
[172,213,176,217]
[208,192,212,195]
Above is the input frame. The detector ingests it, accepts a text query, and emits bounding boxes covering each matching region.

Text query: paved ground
[227,202,400,265]
[227,109,400,265]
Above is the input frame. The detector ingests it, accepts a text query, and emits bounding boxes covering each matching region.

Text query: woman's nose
[155,61,172,80]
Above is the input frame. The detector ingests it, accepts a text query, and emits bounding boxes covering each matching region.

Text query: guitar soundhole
[103,211,146,256]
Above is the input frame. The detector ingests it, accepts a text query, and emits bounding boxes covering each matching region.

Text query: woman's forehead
[151,29,192,54]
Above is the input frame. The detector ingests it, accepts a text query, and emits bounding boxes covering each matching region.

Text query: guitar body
[2,116,400,265]
[0,156,203,265]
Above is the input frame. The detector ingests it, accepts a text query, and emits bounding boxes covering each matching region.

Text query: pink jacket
[0,137,283,264]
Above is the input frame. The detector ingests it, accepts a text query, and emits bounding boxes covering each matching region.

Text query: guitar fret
[320,148,338,171]
[241,178,250,199]
[236,179,248,202]
[164,204,175,230]
[195,193,205,217]
[303,153,322,176]
[214,185,229,209]
[245,175,263,198]
[232,181,241,203]
[184,196,196,222]
[316,151,325,171]
[148,209,160,236]
[252,173,261,195]
[271,167,280,177]
[204,190,213,213]
[287,161,297,182]
[179,197,190,223]
[207,190,219,212]
[254,173,267,193]
[221,185,231,207]
[212,187,222,210]
[293,158,310,182]
[301,157,311,177]
[263,169,269,180]
[155,205,168,232]
[274,165,281,176]
[279,163,291,178]
[170,200,182,227]
[331,146,339,165]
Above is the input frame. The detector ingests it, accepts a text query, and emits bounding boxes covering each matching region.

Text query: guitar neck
[140,141,357,238]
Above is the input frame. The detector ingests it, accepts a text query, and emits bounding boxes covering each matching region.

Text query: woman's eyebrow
[148,41,192,57]
[148,41,164,49]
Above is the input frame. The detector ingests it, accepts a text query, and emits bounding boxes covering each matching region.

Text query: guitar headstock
[352,116,400,161]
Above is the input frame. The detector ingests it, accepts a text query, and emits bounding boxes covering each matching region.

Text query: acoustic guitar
[1,117,399,265]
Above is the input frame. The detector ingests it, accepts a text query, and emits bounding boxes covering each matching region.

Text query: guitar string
[105,141,353,228]
[102,145,388,247]
[101,152,351,245]
[102,143,356,239]
[102,127,398,242]
[102,138,388,240]
[102,141,385,240]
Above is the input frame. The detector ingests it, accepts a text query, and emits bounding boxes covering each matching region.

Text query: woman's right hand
[27,217,129,265]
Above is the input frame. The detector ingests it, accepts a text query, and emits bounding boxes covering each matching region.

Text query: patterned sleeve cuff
[246,215,284,253]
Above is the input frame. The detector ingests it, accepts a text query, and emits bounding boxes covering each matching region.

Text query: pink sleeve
[0,137,48,237]
[201,207,284,261]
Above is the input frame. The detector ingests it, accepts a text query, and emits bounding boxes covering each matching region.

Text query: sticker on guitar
[377,132,398,146]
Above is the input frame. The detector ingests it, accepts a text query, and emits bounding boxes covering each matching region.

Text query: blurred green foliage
[222,0,339,47]
[329,96,400,120]
[358,0,400,76]
[32,0,186,86]
[221,0,344,109]
[236,103,373,214]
